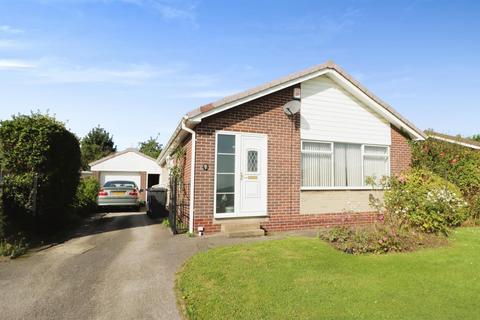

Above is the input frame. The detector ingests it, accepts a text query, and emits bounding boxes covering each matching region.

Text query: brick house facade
[159,61,425,235]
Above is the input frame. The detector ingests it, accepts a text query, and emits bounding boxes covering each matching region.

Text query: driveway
[0,211,277,320]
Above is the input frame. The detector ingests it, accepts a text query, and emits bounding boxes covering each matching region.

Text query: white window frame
[214,131,239,217]
[301,140,390,190]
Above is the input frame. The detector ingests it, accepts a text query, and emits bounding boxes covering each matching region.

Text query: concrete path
[0,211,280,320]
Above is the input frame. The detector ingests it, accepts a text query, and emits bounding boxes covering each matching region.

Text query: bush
[384,168,469,235]
[0,113,81,234]
[319,225,446,254]
[0,236,27,258]
[0,186,4,240]
[73,177,100,216]
[411,138,480,218]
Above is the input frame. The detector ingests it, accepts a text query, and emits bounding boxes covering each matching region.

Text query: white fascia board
[430,135,480,150]
[188,69,330,122]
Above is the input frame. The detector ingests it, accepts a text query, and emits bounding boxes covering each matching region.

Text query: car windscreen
[103,180,137,188]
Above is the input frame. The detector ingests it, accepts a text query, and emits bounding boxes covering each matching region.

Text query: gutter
[181,117,196,234]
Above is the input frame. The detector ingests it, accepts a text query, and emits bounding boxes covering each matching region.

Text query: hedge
[0,113,82,234]
[411,137,480,219]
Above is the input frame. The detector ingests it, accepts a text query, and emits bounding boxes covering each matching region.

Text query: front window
[301,141,389,188]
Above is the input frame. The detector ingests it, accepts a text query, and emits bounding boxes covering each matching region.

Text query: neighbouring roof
[158,60,427,165]
[89,148,157,167]
[426,130,480,150]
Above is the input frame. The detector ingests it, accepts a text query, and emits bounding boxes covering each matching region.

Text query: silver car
[97,180,142,210]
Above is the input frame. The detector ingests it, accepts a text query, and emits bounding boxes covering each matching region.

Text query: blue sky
[0,0,479,149]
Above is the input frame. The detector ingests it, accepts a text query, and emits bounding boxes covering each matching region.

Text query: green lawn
[177,228,480,320]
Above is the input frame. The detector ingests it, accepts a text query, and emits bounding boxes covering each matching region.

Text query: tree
[81,126,116,170]
[139,135,163,159]
[471,134,480,142]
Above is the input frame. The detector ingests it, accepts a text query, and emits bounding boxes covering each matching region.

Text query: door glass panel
[217,154,235,173]
[216,194,235,213]
[216,174,235,193]
[217,135,235,154]
[247,150,258,172]
[216,134,236,214]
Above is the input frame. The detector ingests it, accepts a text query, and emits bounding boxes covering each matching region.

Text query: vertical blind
[334,143,362,187]
[301,141,389,188]
[301,142,332,187]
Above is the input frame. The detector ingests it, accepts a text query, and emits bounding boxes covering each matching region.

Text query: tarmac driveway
[0,211,275,320]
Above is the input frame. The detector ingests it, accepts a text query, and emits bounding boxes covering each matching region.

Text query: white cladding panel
[100,171,141,187]
[159,164,169,187]
[301,76,391,145]
[90,151,161,174]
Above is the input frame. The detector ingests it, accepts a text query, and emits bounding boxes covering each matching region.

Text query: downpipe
[181,117,195,234]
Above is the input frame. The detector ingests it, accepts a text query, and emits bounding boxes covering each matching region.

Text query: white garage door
[100,171,141,188]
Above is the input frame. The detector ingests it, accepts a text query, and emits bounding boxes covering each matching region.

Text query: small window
[364,146,388,155]
[302,141,332,152]
[247,150,258,172]
[364,145,389,184]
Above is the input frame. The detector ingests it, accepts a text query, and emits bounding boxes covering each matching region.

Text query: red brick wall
[139,171,147,201]
[91,171,100,181]
[189,89,412,234]
[194,86,300,233]
[390,125,412,176]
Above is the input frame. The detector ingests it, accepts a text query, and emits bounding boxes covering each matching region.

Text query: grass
[177,228,480,320]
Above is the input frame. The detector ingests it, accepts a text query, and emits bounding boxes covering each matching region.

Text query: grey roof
[185,60,426,139]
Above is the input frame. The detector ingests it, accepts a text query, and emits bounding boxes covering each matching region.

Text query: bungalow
[158,61,426,235]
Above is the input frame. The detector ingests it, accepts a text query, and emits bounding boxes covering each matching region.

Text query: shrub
[411,137,480,218]
[319,225,446,254]
[384,168,469,235]
[73,177,100,216]
[0,186,4,240]
[0,235,28,258]
[0,113,82,234]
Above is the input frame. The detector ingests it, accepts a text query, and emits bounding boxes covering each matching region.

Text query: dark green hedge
[0,186,4,239]
[411,137,480,219]
[0,113,81,234]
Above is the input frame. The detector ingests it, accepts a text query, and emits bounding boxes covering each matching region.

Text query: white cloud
[0,59,36,70]
[0,39,21,49]
[35,63,163,84]
[0,25,23,34]
[18,60,217,87]
[35,0,197,22]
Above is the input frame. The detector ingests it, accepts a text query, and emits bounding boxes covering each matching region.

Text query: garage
[100,171,141,188]
[90,148,162,201]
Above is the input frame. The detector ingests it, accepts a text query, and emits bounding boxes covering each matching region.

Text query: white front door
[214,132,268,218]
[239,134,267,215]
